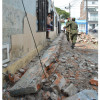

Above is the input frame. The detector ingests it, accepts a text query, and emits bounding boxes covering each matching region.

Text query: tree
[55,7,70,19]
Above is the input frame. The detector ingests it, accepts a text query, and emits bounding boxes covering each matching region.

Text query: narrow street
[2,0,99,99]
[3,33,98,100]
[57,33,98,91]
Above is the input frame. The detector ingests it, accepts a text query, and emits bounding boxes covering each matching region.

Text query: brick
[89,78,98,86]
[37,84,41,90]
[92,86,98,90]
[54,73,62,85]
[61,96,66,99]
[54,73,66,90]
[57,97,61,100]
[66,79,70,83]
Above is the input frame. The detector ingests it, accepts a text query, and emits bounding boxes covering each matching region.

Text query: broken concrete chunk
[62,84,78,96]
[18,68,25,73]
[64,90,98,100]
[9,66,43,96]
[60,58,66,63]
[53,73,66,90]
[43,91,51,100]
[62,57,67,60]
[50,92,58,100]
[41,34,64,67]
[35,90,43,100]
[52,88,59,95]
[67,64,74,68]
[25,95,35,100]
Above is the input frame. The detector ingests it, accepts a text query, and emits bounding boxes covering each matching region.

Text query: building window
[92,1,95,4]
[90,13,98,21]
[37,0,48,32]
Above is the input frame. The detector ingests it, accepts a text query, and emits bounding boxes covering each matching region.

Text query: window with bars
[92,1,95,4]
[36,0,48,32]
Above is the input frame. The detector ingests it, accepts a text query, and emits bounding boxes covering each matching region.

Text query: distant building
[80,0,98,33]
[75,20,86,33]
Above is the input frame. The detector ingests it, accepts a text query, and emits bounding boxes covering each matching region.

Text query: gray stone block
[64,90,98,100]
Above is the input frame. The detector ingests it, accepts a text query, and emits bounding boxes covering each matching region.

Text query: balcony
[88,18,98,21]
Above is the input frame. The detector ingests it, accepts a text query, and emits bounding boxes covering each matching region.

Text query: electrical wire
[21,0,47,78]
[56,0,82,8]
[70,0,82,7]
[56,0,74,8]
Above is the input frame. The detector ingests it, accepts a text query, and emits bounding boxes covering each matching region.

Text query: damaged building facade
[3,0,60,75]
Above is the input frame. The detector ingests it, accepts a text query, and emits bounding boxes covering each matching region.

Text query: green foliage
[55,7,70,19]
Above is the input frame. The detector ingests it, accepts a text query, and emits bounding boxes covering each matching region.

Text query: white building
[84,0,98,32]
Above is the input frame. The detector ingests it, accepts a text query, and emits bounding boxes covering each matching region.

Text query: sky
[54,0,82,19]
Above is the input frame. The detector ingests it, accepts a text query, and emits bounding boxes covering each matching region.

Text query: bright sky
[54,0,82,19]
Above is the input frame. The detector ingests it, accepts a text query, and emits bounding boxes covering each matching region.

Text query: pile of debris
[3,33,98,100]
[7,33,64,96]
[77,32,98,44]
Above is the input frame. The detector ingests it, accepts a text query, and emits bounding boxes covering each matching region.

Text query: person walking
[65,18,71,42]
[66,18,78,49]
[46,13,53,39]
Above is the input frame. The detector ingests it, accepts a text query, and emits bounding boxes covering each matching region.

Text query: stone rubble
[3,33,98,100]
[77,32,98,44]
[62,84,78,96]
[89,77,98,86]
[8,33,64,96]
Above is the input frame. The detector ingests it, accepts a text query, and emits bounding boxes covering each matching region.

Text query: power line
[70,0,82,7]
[57,0,82,9]
[64,0,82,16]
[71,0,82,5]
[55,0,80,8]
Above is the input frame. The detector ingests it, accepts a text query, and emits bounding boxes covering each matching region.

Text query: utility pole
[86,0,88,34]
[65,3,71,18]
[69,3,71,18]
